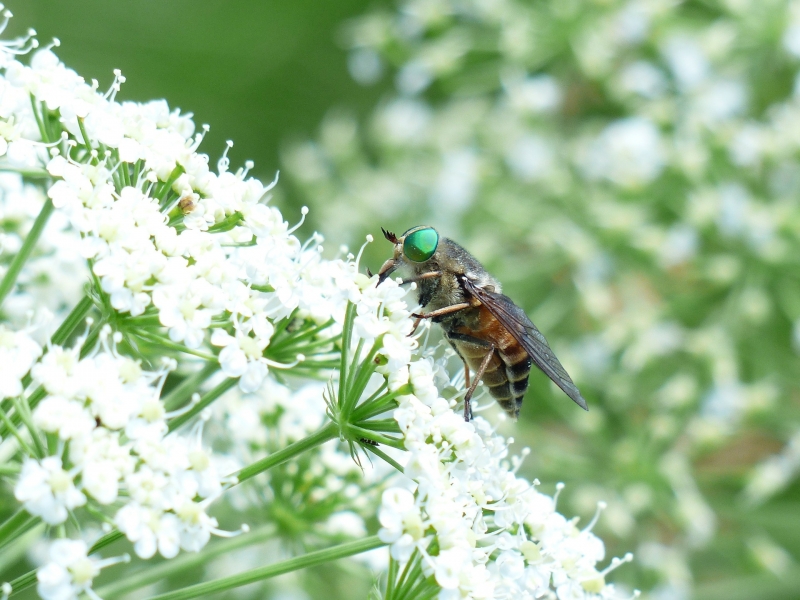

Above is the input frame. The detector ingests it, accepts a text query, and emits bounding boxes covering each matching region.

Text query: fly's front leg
[411,302,470,320]
[447,332,495,422]
[401,271,442,285]
[408,302,470,337]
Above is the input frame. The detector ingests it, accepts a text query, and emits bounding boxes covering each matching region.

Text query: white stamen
[553,482,565,510]
[583,501,607,533]
[286,207,308,235]
[217,140,234,173]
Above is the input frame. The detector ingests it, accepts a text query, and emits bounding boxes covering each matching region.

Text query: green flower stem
[0,167,50,179]
[162,362,219,411]
[0,461,20,475]
[134,330,218,362]
[52,294,94,346]
[351,389,406,421]
[0,198,54,307]
[394,554,426,600]
[144,535,385,600]
[290,360,340,370]
[269,318,335,352]
[0,404,35,457]
[338,302,357,408]
[0,509,35,552]
[95,524,277,599]
[388,548,418,600]
[77,116,91,148]
[364,443,404,473]
[235,422,338,484]
[0,521,44,577]
[7,570,36,598]
[345,338,366,393]
[356,418,401,433]
[29,95,47,142]
[11,396,45,458]
[91,530,125,554]
[386,555,399,597]
[167,376,238,432]
[346,425,404,450]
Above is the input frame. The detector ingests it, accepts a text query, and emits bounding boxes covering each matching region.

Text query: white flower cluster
[0,14,623,600]
[12,334,232,555]
[379,359,632,599]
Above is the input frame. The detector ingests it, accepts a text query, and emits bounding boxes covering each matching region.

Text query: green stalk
[0,404,35,456]
[51,294,94,346]
[167,376,237,432]
[0,510,35,552]
[162,362,218,411]
[88,531,125,555]
[0,462,20,475]
[11,395,45,458]
[364,443,405,473]
[235,422,338,483]
[346,425,404,449]
[29,95,47,142]
[0,198,54,307]
[144,536,384,600]
[351,385,410,421]
[386,555,399,598]
[342,342,381,418]
[337,302,356,413]
[7,570,36,597]
[77,117,91,148]
[95,524,277,599]
[134,330,217,362]
[345,338,366,396]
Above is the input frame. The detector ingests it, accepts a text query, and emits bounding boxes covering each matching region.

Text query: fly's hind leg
[446,332,496,422]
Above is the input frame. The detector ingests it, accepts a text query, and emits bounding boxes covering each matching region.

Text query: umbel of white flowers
[0,13,634,600]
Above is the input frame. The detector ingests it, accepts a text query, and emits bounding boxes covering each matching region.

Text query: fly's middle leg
[446,332,495,421]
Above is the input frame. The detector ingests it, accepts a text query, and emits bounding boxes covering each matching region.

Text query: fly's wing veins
[461,277,588,411]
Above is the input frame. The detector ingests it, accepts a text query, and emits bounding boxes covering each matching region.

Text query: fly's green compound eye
[403,228,439,262]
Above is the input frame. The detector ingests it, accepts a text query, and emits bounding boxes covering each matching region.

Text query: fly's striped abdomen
[448,305,532,418]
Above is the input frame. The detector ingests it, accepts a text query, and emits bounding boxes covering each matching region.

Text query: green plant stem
[11,396,45,458]
[91,530,125,553]
[162,362,218,411]
[235,422,338,483]
[337,302,356,411]
[0,462,20,475]
[386,555,399,597]
[0,198,54,307]
[7,570,36,598]
[364,443,405,473]
[144,536,385,600]
[0,404,35,457]
[167,376,238,432]
[0,509,35,552]
[52,294,95,345]
[95,524,277,599]
[135,330,217,361]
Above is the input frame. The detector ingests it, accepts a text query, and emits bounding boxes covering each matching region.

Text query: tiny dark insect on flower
[376,226,588,421]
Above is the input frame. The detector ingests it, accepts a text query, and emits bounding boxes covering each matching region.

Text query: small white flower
[37,539,108,600]
[15,457,86,525]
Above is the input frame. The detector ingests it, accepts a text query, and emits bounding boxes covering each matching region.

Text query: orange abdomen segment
[451,305,532,418]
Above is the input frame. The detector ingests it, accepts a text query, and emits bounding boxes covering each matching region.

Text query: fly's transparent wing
[462,277,588,410]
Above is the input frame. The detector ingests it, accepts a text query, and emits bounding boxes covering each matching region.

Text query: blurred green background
[8,0,385,193]
[9,1,800,600]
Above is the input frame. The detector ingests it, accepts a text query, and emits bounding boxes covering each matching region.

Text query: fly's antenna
[381,227,399,244]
